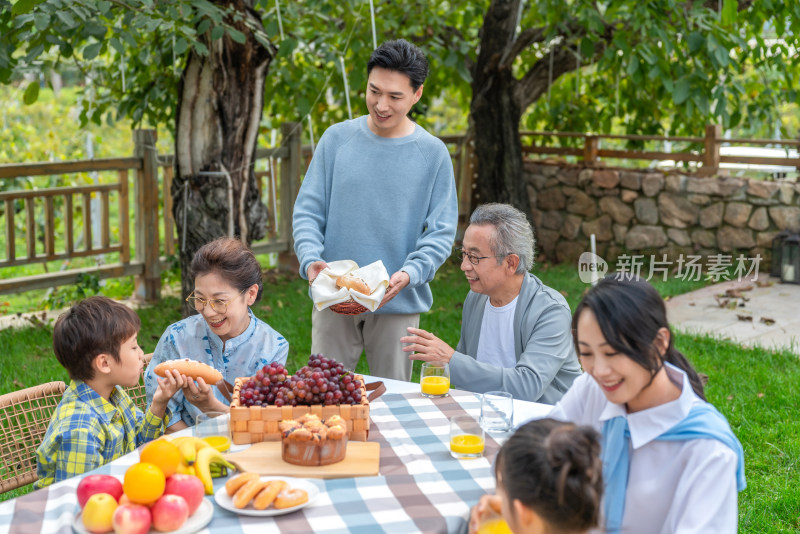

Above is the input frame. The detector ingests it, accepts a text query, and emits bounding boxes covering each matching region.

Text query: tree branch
[499,26,548,70]
[702,0,754,11]
[514,17,615,110]
[514,41,578,110]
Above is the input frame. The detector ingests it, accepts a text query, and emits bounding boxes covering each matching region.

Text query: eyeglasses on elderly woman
[185,288,247,313]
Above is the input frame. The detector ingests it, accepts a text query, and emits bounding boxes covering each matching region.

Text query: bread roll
[153,358,223,384]
[233,479,268,509]
[225,472,260,497]
[335,274,370,294]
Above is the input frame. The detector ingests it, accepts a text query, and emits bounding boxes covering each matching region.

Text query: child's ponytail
[496,418,603,531]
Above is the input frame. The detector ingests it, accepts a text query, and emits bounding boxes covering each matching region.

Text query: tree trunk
[469,0,529,219]
[172,0,276,316]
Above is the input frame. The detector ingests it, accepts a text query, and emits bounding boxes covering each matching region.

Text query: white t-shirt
[476,296,518,369]
[549,364,739,534]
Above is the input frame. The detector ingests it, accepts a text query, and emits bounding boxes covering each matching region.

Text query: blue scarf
[601,403,746,534]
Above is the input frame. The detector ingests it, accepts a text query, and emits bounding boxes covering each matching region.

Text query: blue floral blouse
[144,309,288,427]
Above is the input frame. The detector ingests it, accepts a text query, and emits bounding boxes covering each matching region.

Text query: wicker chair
[124,353,153,413]
[0,381,66,494]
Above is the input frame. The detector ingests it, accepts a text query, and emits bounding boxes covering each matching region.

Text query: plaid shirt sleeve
[136,408,167,445]
[115,388,166,446]
[35,402,106,488]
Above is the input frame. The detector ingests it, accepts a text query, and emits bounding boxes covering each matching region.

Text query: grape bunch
[238,361,288,407]
[237,355,364,408]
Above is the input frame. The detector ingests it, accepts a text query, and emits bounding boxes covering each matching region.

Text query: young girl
[550,275,745,533]
[469,418,603,534]
[144,237,289,432]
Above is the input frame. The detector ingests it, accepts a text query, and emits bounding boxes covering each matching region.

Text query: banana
[175,462,196,476]
[170,436,199,465]
[171,436,212,465]
[195,446,236,495]
[209,464,228,478]
[190,436,213,450]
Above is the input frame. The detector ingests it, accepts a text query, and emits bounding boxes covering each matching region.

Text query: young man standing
[293,39,457,381]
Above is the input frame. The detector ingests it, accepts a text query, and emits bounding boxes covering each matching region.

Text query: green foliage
[522,0,800,139]
[160,253,182,287]
[42,272,100,310]
[1,0,482,140]
[0,0,249,131]
[2,0,798,143]
[0,84,170,165]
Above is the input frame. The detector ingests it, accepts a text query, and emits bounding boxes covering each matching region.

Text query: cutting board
[224,441,380,479]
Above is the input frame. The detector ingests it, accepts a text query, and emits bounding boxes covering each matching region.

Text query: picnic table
[0,376,550,534]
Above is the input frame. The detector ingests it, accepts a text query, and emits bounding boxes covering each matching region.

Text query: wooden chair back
[0,381,66,494]
[123,352,153,412]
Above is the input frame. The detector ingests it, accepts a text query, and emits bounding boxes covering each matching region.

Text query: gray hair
[469,203,536,274]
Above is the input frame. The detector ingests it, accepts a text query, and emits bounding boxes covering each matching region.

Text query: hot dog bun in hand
[154,358,223,384]
[335,274,370,295]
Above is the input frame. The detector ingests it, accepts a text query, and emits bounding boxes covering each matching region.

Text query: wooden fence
[2,123,796,300]
[521,124,800,175]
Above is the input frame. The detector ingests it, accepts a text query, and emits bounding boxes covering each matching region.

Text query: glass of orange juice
[194,411,231,452]
[449,415,484,459]
[420,362,450,398]
[477,518,512,534]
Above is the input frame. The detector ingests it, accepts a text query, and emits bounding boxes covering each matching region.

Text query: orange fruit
[139,439,182,477]
[123,462,166,505]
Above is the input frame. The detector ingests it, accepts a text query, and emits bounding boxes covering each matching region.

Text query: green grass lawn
[1,259,798,532]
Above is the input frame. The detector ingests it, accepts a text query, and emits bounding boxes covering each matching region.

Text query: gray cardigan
[449,272,581,403]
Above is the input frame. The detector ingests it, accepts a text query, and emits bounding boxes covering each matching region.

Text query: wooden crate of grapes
[230,356,370,445]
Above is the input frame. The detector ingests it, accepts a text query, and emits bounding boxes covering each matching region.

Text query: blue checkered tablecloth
[0,387,547,534]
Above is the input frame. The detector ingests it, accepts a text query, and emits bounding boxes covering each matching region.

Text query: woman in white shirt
[550,275,745,533]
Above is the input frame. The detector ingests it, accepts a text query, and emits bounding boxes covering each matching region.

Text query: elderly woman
[144,237,288,432]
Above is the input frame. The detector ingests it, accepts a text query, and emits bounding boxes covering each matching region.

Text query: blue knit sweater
[293,116,458,314]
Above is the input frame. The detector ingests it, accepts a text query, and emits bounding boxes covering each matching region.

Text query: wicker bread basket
[329,300,369,315]
[229,376,371,445]
[310,277,370,315]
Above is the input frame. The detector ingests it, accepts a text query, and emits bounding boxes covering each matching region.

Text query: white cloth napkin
[310,260,390,312]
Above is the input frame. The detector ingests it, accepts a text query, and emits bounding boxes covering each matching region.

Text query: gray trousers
[311,307,419,381]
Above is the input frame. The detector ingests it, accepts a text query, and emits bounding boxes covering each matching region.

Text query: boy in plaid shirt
[35,296,185,488]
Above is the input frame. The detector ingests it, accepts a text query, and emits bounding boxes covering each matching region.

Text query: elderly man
[401,203,581,403]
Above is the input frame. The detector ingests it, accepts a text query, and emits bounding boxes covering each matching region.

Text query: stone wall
[526,161,800,266]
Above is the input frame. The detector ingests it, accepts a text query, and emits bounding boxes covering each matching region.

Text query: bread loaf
[335,274,370,295]
[153,358,223,384]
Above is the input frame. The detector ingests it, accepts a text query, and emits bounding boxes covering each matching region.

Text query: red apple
[150,494,189,532]
[111,504,152,534]
[163,474,205,515]
[77,475,123,509]
[82,493,118,534]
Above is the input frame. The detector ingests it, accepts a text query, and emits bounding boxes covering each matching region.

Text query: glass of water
[480,391,514,433]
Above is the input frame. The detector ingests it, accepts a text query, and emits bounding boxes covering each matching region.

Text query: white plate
[214,476,320,517]
[73,498,213,534]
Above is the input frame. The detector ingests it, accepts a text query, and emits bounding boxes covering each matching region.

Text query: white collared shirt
[549,363,739,533]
